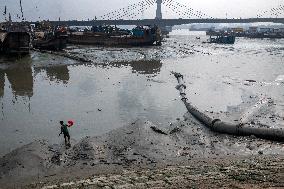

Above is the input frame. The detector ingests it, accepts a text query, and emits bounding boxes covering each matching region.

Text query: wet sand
[1,114,284,188]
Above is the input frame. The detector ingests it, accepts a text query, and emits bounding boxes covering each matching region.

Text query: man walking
[59,121,71,147]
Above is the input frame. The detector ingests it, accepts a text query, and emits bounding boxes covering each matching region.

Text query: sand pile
[1,116,284,188]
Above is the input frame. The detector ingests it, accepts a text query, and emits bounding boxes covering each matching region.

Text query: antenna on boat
[9,13,12,23]
[3,5,7,21]
[3,5,7,15]
[19,0,24,21]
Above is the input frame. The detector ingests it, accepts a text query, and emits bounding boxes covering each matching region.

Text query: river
[0,30,283,156]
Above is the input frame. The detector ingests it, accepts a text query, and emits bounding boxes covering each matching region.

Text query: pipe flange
[211,119,221,127]
[174,73,184,80]
[181,97,188,101]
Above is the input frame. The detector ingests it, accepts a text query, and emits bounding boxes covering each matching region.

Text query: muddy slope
[1,114,284,188]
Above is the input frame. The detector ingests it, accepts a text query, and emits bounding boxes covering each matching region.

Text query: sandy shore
[39,156,284,189]
[1,113,284,188]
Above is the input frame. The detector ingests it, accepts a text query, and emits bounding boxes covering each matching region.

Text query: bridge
[46,0,284,27]
[50,18,284,27]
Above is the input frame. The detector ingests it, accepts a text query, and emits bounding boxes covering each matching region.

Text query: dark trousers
[64,133,70,146]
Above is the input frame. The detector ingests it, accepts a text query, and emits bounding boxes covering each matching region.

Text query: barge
[32,22,68,51]
[32,29,68,51]
[68,25,162,47]
[0,23,30,55]
[208,34,236,44]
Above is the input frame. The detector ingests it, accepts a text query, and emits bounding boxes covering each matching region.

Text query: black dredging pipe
[172,72,284,142]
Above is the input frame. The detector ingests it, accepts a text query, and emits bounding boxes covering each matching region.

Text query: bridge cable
[164,0,197,18]
[257,4,284,18]
[164,0,213,19]
[107,0,155,20]
[173,1,213,19]
[121,0,155,20]
[100,2,141,20]
[164,2,200,18]
[106,2,142,20]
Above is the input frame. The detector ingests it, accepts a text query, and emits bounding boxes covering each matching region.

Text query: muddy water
[0,31,284,156]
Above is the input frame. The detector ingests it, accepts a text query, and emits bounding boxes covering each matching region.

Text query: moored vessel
[32,22,68,51]
[208,34,236,44]
[68,25,162,47]
[0,23,31,55]
[32,29,68,51]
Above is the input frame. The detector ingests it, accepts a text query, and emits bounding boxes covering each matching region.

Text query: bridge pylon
[155,0,162,20]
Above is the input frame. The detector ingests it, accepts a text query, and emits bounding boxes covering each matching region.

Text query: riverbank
[1,113,284,188]
[40,156,284,189]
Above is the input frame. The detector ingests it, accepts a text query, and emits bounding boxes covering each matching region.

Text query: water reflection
[0,71,4,98]
[46,66,70,84]
[35,65,70,84]
[0,56,70,99]
[110,60,163,75]
[6,66,34,97]
[0,56,33,98]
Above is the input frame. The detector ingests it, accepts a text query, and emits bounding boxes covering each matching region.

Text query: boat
[246,32,284,39]
[206,29,221,36]
[32,25,68,51]
[208,34,236,44]
[0,23,31,55]
[68,25,162,47]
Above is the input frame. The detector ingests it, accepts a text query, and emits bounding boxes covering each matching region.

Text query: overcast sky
[0,0,283,21]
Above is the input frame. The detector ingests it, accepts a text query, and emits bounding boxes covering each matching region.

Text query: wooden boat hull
[33,35,68,51]
[68,33,157,47]
[209,35,235,44]
[206,30,220,36]
[0,31,30,55]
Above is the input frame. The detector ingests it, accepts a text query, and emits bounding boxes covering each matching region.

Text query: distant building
[232,27,244,33]
[278,28,284,33]
[274,28,280,33]
[248,27,258,33]
[259,28,274,33]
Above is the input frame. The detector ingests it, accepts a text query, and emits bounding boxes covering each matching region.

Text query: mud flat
[1,35,284,188]
[0,114,284,188]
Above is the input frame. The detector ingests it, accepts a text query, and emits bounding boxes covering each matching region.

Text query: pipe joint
[176,84,186,90]
[211,119,221,127]
[174,72,183,80]
[181,97,188,101]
